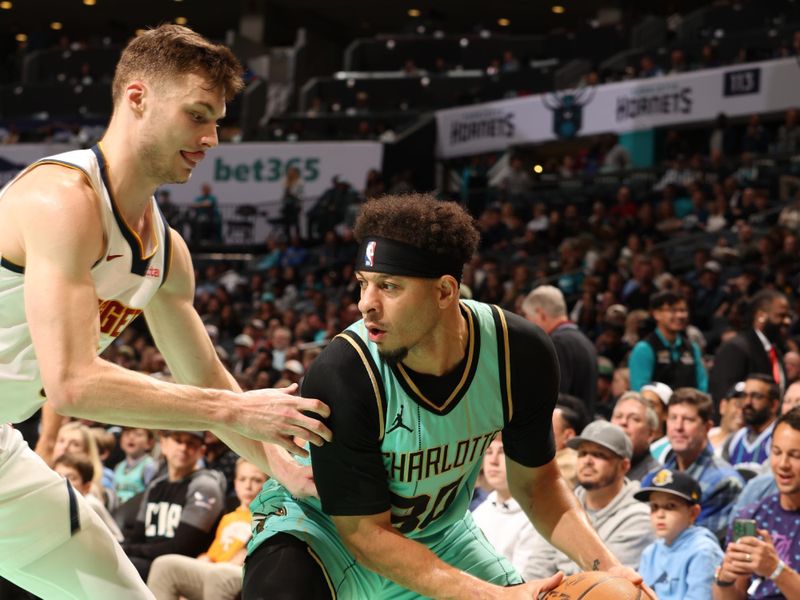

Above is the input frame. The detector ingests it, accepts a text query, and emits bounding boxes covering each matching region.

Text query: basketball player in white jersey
[0,25,331,598]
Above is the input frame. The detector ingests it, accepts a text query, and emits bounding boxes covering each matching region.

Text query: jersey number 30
[389,476,464,534]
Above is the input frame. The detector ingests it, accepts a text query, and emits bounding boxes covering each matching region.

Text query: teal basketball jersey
[336,299,511,542]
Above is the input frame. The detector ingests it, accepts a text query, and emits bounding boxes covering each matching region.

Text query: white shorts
[0,423,75,569]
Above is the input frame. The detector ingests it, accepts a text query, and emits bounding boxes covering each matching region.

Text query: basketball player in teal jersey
[0,25,330,599]
[244,194,650,599]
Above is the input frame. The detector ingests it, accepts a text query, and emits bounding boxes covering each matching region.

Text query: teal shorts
[248,481,522,599]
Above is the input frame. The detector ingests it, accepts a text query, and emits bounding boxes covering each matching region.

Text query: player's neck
[98,129,159,224]
[402,305,467,376]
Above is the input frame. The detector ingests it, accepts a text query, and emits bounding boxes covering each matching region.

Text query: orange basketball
[540,571,643,600]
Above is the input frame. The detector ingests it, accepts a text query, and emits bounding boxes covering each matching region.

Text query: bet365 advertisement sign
[162,141,383,205]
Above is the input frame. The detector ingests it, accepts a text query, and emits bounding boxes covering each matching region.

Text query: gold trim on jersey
[306,546,337,599]
[395,303,475,413]
[95,142,160,261]
[336,333,386,440]
[494,306,513,421]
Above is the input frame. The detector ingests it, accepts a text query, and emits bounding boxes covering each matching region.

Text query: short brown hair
[668,387,714,422]
[112,24,244,105]
[353,194,479,267]
[55,452,95,486]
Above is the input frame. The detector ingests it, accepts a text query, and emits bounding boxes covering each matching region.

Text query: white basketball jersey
[0,145,172,423]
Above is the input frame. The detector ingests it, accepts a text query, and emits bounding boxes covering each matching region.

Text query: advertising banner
[436,57,800,159]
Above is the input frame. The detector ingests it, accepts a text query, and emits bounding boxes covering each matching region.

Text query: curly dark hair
[353,194,479,266]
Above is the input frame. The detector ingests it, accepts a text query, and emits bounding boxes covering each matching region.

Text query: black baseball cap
[634,469,701,505]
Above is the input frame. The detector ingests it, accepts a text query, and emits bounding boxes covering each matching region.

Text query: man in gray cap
[523,421,654,580]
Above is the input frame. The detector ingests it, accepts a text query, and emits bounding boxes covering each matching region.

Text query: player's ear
[437,276,459,306]
[125,81,147,115]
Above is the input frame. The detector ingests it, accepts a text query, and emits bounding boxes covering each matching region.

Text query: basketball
[540,571,643,600]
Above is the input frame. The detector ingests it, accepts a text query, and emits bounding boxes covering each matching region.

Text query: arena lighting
[459,37,469,47]
[552,5,566,14]
[533,164,544,174]
[83,0,96,5]
[0,2,12,10]
[407,8,421,17]
[175,16,188,25]
[386,39,396,49]
[420,76,430,86]
[15,33,27,42]
[50,22,63,30]
[497,18,510,27]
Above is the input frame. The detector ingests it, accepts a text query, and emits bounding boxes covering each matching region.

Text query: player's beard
[138,129,188,185]
[379,346,409,364]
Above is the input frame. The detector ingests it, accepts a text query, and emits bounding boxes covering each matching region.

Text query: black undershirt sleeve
[500,309,559,468]
[306,336,390,516]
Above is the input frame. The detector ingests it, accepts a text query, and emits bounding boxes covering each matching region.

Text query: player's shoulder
[306,332,370,376]
[4,161,101,234]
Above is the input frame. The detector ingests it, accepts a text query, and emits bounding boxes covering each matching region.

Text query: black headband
[356,236,464,281]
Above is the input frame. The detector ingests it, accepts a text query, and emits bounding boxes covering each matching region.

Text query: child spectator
[147,459,267,600]
[114,427,157,505]
[635,468,723,600]
[54,453,124,543]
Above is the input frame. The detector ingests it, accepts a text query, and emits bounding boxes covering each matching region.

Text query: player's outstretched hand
[504,572,563,598]
[233,383,332,456]
[606,565,657,599]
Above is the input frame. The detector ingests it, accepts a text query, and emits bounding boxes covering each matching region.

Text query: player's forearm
[47,356,235,431]
[343,526,506,600]
[515,473,620,572]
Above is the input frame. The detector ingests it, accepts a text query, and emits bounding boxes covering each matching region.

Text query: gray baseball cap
[566,420,632,459]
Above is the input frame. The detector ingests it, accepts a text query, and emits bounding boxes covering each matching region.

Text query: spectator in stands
[191,182,222,244]
[667,49,688,75]
[596,357,616,418]
[636,469,723,600]
[602,135,632,172]
[775,108,800,155]
[202,431,239,502]
[727,381,800,518]
[122,431,225,580]
[784,351,800,386]
[612,391,661,482]
[740,114,769,155]
[553,394,588,489]
[307,176,358,240]
[708,113,738,158]
[231,333,255,376]
[472,435,539,574]
[722,374,780,473]
[642,382,672,445]
[639,55,664,78]
[629,291,708,393]
[497,155,533,201]
[708,383,745,456]
[501,50,520,73]
[146,459,267,600]
[522,285,598,413]
[280,165,303,240]
[697,44,721,69]
[53,420,110,505]
[54,453,124,543]
[642,388,744,540]
[523,421,653,579]
[269,326,292,371]
[709,290,791,404]
[114,427,157,505]
[714,407,800,599]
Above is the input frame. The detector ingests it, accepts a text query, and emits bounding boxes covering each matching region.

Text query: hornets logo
[252,506,287,534]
